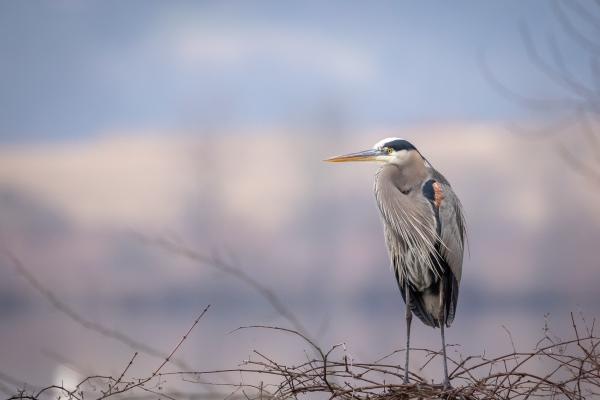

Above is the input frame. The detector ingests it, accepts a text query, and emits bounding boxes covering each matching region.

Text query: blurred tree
[482,0,600,187]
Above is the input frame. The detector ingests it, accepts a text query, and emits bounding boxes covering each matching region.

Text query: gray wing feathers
[438,185,466,283]
[437,182,466,325]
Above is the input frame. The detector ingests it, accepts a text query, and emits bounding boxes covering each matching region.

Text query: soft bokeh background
[1,0,599,393]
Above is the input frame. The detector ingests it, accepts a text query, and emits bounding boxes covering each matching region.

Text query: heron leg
[403,279,412,385]
[440,323,450,389]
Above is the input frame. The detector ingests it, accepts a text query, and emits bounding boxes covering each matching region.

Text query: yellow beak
[324,149,386,163]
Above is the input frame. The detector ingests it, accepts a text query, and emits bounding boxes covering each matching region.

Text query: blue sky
[0,0,587,142]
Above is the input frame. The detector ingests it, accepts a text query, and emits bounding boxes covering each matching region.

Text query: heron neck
[380,154,429,190]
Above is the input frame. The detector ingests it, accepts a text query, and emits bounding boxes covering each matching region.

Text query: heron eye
[386,147,394,154]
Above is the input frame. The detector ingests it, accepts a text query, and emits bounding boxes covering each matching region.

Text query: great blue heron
[325,137,466,388]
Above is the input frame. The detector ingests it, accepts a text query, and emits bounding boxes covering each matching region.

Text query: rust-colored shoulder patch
[432,181,444,208]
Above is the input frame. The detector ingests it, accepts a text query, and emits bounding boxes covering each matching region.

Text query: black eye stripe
[384,139,415,152]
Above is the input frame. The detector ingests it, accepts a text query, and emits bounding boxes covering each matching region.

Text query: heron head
[325,137,418,165]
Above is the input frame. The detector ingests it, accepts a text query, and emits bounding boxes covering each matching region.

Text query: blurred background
[1,0,600,394]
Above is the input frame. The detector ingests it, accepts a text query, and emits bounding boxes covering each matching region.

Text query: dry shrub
[6,313,599,400]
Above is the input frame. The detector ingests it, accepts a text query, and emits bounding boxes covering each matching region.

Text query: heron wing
[421,175,466,326]
[437,184,466,281]
[433,178,466,325]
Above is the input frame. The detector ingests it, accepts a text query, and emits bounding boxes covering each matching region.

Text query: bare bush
[5,313,598,400]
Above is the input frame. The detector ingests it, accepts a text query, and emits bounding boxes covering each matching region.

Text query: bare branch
[0,250,195,371]
[134,233,312,340]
